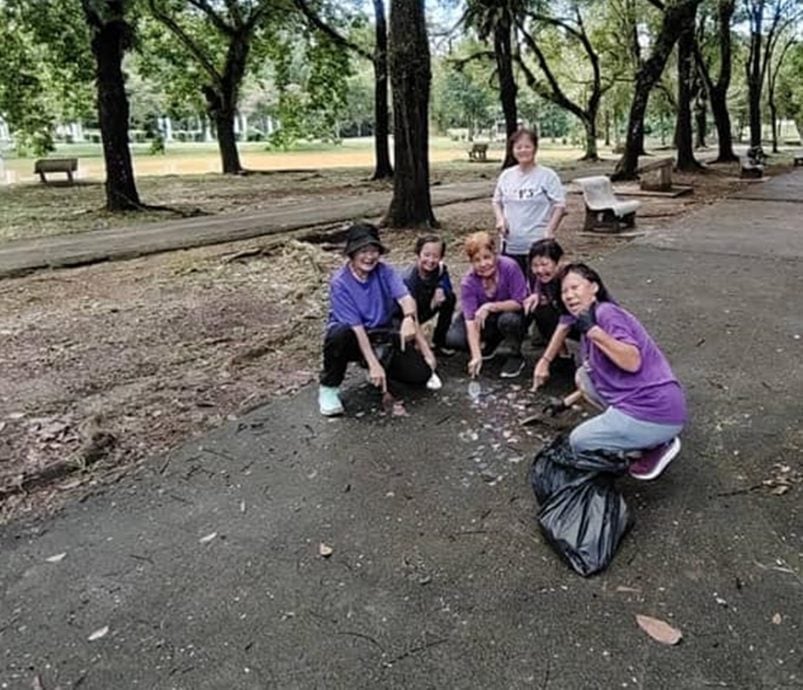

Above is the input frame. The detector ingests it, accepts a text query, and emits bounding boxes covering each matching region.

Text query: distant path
[0,181,493,278]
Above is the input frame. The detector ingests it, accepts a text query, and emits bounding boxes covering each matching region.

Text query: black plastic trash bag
[530,436,632,577]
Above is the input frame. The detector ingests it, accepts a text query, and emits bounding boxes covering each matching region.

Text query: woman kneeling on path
[533,263,687,480]
[319,223,437,416]
[445,231,528,379]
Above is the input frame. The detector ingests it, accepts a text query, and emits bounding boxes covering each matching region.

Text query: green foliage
[432,53,495,134]
[0,0,94,155]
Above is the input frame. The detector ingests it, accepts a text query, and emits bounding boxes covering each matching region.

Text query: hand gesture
[368,361,387,392]
[574,303,598,335]
[474,305,490,330]
[468,356,483,378]
[531,357,550,391]
[523,293,539,315]
[431,287,446,310]
[495,218,509,237]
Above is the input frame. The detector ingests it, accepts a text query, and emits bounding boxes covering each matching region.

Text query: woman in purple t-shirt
[533,263,687,480]
[444,231,528,379]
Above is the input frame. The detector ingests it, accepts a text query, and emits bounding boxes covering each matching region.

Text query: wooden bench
[575,175,642,232]
[638,157,674,192]
[34,157,78,184]
[793,150,803,167]
[467,142,488,162]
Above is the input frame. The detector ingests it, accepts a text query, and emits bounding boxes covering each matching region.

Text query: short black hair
[557,262,614,314]
[528,238,564,265]
[414,234,446,257]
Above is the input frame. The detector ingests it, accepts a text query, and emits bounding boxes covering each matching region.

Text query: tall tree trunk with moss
[614,0,702,180]
[385,0,435,227]
[675,9,700,170]
[82,0,141,211]
[494,12,518,168]
[372,0,393,179]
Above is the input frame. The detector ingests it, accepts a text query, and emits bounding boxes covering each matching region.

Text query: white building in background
[0,116,10,142]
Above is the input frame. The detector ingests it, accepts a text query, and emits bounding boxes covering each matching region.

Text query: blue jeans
[570,366,683,454]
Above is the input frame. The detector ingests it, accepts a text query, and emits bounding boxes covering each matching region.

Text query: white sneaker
[426,372,443,391]
[318,386,344,416]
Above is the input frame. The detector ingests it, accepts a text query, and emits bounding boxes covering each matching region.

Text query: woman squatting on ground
[533,263,688,480]
[318,223,438,416]
[444,231,528,380]
[492,128,567,276]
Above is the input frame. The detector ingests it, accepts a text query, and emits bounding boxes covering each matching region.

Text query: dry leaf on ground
[87,625,109,641]
[635,614,683,645]
[318,542,333,557]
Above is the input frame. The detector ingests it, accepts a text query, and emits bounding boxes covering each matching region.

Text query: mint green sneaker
[318,386,344,416]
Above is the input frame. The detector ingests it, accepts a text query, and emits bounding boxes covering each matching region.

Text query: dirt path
[0,162,783,522]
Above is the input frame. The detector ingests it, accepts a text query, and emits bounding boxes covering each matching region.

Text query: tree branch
[293,0,373,62]
[148,0,224,88]
[186,0,236,36]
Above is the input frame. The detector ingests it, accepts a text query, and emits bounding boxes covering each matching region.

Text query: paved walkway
[1,171,802,689]
[0,181,494,278]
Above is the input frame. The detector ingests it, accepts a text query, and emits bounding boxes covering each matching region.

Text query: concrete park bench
[467,142,488,161]
[793,150,803,167]
[34,157,78,184]
[575,175,641,232]
[638,156,674,192]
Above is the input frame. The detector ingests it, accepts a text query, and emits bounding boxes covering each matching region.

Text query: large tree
[293,0,393,179]
[613,0,703,180]
[693,0,737,162]
[674,3,701,169]
[147,0,282,174]
[464,0,522,168]
[742,0,802,151]
[515,2,611,161]
[81,0,142,210]
[385,0,435,227]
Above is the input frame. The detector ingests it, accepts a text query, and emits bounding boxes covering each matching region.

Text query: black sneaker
[500,355,525,379]
[481,342,498,360]
[493,337,520,359]
[435,344,457,357]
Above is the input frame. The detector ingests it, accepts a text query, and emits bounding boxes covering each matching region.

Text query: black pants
[414,291,456,348]
[444,311,524,353]
[503,252,529,279]
[320,325,431,391]
[530,303,560,342]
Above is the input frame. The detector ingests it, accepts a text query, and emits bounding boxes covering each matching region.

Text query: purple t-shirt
[326,262,409,331]
[570,302,687,424]
[460,255,527,320]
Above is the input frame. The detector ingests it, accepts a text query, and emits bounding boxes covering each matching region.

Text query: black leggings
[444,311,525,352]
[320,325,431,392]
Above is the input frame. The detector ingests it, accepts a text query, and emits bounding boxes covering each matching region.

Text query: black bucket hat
[343,222,388,257]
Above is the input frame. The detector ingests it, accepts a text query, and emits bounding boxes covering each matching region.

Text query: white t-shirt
[493,164,566,255]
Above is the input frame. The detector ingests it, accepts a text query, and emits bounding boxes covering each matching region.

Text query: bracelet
[403,313,415,320]
[541,354,553,364]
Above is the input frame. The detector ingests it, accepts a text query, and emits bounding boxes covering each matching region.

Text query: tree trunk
[203,34,249,174]
[494,14,518,169]
[371,0,393,180]
[745,3,764,150]
[83,1,141,211]
[604,109,611,146]
[386,0,435,228]
[769,99,778,153]
[675,11,700,170]
[694,89,707,148]
[581,117,599,161]
[614,0,702,180]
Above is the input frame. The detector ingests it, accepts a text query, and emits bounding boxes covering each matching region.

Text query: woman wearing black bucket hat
[319,222,439,416]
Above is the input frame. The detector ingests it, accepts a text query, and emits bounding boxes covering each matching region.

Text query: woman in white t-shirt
[492,128,567,276]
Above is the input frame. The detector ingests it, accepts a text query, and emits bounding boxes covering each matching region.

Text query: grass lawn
[0,138,604,242]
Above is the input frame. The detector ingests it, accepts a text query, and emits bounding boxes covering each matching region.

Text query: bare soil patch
[0,160,787,522]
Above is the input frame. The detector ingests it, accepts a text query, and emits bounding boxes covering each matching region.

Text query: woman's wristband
[540,354,553,364]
